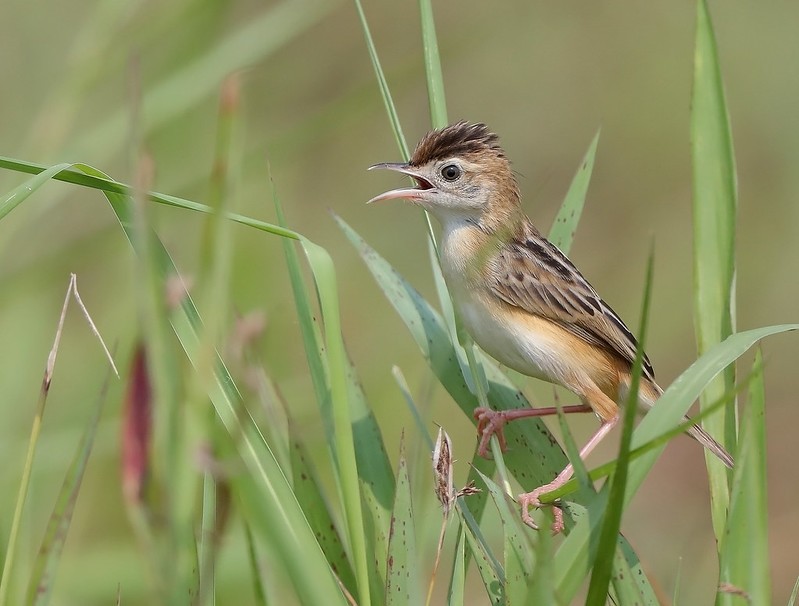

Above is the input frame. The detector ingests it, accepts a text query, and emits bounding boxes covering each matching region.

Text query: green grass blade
[586,249,654,604]
[0,162,74,221]
[298,238,372,606]
[287,421,358,597]
[0,156,300,240]
[274,190,337,469]
[718,350,770,605]
[446,529,467,606]
[385,446,421,605]
[243,521,270,606]
[548,130,600,253]
[352,0,409,159]
[475,471,533,604]
[610,539,660,606]
[196,78,241,604]
[691,0,738,540]
[26,368,111,606]
[418,0,447,128]
[528,512,557,606]
[457,504,504,605]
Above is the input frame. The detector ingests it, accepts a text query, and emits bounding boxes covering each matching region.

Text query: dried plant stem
[0,273,117,605]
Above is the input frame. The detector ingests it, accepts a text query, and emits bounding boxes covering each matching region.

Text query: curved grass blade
[691,0,738,540]
[0,156,299,240]
[0,161,75,221]
[298,238,372,606]
[718,350,770,605]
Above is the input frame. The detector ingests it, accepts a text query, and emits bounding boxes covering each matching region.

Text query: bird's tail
[638,381,734,469]
[686,422,734,468]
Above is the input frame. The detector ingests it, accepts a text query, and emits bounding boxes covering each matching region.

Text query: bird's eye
[440,164,461,181]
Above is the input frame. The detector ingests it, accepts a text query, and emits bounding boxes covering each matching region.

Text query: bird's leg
[473,404,593,457]
[519,414,620,534]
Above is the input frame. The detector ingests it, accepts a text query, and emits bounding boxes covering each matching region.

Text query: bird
[368,121,734,533]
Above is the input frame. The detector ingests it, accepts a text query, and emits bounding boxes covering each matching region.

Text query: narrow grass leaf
[277,189,392,604]
[0,162,74,221]
[418,0,447,128]
[243,522,270,606]
[528,510,557,606]
[287,420,358,598]
[586,250,654,604]
[691,0,738,540]
[385,447,421,606]
[0,156,300,240]
[548,130,600,253]
[789,576,799,606]
[196,76,243,604]
[274,189,337,470]
[718,350,770,605]
[298,238,372,606]
[608,539,660,606]
[26,367,111,606]
[475,471,533,605]
[457,504,504,605]
[353,0,409,159]
[446,529,467,606]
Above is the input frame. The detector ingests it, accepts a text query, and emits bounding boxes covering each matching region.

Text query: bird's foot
[473,407,509,457]
[518,483,565,535]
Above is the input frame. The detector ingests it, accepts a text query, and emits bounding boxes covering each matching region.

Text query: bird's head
[369,121,521,231]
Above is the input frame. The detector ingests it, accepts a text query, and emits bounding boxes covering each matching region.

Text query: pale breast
[439,223,571,385]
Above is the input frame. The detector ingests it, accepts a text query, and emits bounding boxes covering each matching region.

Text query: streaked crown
[409,121,506,167]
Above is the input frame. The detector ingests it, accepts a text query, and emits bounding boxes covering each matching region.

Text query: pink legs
[518,415,619,533]
[473,404,593,457]
[474,404,621,534]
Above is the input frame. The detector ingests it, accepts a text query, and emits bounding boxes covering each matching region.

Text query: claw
[473,407,509,457]
[518,485,565,535]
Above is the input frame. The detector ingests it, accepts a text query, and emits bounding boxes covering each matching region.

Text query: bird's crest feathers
[409,121,504,167]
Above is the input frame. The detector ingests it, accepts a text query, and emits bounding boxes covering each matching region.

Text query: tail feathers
[686,421,734,469]
[638,381,734,469]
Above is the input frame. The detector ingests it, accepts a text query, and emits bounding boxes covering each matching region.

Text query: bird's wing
[487,227,655,382]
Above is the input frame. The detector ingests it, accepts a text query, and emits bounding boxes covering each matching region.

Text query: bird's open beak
[367,162,435,204]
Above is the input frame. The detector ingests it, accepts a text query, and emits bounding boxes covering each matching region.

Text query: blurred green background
[2,1,797,603]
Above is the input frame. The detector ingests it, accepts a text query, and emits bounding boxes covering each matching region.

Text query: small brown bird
[369,121,733,533]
